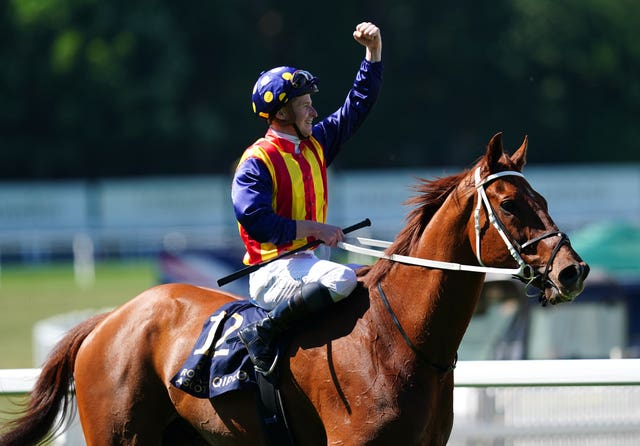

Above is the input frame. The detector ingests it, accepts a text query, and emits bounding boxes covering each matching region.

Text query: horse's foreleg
[424,382,454,446]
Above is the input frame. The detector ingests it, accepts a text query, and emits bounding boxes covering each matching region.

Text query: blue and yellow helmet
[251,66,319,120]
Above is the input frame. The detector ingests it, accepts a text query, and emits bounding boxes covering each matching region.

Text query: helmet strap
[272,105,310,140]
[292,123,308,140]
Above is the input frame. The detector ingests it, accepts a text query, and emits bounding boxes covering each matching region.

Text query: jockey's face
[274,94,317,138]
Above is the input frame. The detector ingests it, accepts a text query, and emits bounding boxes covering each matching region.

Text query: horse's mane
[359,169,470,288]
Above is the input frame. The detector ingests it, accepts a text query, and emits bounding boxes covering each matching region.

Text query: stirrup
[255,350,280,377]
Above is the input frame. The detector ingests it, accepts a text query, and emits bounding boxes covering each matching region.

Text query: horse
[0,133,589,446]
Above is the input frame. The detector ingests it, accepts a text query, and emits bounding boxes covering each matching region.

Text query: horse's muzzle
[545,262,590,305]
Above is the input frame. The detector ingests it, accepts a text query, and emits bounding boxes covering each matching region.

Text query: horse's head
[469,132,589,305]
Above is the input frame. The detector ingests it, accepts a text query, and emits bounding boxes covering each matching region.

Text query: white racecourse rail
[2,360,640,445]
[3,360,640,392]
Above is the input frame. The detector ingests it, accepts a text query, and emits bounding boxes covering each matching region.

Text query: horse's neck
[375,192,483,369]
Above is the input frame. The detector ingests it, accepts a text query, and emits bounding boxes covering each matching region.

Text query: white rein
[337,167,538,281]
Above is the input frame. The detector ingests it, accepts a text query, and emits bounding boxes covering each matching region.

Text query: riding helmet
[251,66,319,120]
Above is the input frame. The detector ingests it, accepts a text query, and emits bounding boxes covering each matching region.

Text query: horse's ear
[511,135,528,171]
[485,132,504,171]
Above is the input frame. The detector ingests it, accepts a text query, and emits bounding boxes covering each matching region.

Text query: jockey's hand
[353,22,382,62]
[296,220,345,247]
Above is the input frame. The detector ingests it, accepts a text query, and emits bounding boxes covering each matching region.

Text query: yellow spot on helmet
[252,103,257,113]
[263,91,273,103]
[282,72,293,81]
[278,92,287,102]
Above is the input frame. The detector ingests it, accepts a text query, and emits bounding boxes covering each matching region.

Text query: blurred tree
[0,0,638,179]
[498,0,640,163]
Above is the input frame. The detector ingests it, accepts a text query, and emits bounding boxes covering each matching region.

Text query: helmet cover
[251,66,319,119]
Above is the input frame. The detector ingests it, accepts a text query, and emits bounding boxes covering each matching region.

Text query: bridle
[338,167,572,373]
[473,168,569,298]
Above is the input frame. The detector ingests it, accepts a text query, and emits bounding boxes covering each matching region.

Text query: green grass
[0,259,157,428]
[0,259,157,369]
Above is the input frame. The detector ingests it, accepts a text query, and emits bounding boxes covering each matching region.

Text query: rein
[376,282,457,375]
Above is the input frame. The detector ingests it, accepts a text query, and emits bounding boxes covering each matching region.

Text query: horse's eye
[500,200,517,215]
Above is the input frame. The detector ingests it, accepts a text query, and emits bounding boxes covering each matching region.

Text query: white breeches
[248,251,357,310]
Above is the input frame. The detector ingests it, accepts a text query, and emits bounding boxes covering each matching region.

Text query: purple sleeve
[231,157,296,244]
[312,59,383,165]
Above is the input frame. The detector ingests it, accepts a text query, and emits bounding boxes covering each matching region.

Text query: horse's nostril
[558,264,582,288]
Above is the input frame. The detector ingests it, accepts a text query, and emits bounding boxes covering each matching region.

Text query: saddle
[170,300,296,446]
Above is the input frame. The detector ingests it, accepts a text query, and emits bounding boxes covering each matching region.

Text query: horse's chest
[352,373,442,424]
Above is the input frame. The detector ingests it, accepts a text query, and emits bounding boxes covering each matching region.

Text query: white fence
[453,360,640,445]
[0,368,40,394]
[3,360,640,445]
[454,359,640,387]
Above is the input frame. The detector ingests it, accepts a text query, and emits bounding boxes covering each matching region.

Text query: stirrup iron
[255,350,280,376]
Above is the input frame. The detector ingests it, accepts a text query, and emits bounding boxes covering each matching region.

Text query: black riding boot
[239,282,333,375]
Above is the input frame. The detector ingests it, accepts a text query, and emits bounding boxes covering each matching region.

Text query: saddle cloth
[170,300,267,399]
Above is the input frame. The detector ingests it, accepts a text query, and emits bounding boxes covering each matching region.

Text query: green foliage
[1,1,639,179]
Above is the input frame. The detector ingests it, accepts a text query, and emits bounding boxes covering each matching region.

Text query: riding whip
[217,218,371,287]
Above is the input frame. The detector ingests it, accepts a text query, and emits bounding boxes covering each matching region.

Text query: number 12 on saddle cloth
[171,300,267,398]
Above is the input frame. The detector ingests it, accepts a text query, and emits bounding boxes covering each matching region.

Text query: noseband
[473,168,569,300]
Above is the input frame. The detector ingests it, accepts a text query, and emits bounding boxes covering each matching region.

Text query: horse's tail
[0,312,110,446]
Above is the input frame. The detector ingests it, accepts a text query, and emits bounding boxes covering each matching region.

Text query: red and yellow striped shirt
[236,130,327,264]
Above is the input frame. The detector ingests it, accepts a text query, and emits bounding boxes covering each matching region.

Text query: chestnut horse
[0,133,588,446]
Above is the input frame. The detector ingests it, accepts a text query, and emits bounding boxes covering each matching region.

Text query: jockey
[231,22,383,375]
